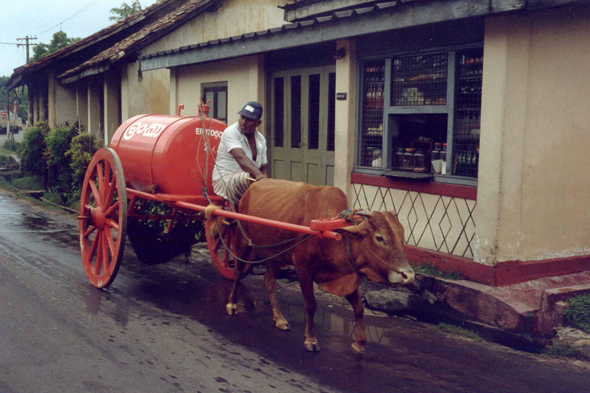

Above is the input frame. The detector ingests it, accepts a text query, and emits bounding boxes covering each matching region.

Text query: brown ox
[225,178,414,353]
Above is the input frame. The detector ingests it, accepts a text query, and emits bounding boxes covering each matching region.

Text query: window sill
[351,171,477,200]
[382,170,433,181]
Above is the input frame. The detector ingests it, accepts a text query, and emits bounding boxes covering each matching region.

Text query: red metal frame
[126,188,345,241]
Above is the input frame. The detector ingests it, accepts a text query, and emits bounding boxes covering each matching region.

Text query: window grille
[391,53,448,106]
[357,48,483,180]
[360,61,385,168]
[453,49,483,178]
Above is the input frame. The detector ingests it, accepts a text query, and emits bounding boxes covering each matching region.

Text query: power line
[36,0,101,36]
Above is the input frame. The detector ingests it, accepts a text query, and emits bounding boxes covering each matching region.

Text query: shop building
[8,0,590,286]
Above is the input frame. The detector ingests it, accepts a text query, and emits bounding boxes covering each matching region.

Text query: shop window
[203,83,227,123]
[358,48,483,181]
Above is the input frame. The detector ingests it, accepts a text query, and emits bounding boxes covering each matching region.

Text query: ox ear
[335,220,370,238]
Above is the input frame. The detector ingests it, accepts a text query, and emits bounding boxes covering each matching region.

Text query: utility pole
[16,36,37,63]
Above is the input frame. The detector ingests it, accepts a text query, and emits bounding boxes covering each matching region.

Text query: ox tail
[205,204,229,237]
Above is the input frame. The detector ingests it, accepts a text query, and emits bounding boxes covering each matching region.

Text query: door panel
[271,67,335,186]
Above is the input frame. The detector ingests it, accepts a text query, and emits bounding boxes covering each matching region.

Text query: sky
[0,0,158,78]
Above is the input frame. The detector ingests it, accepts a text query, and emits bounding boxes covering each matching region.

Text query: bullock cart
[77,102,348,289]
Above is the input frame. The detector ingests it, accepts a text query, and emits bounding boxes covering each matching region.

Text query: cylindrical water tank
[109,113,227,196]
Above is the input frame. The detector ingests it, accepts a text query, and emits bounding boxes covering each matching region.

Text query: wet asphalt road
[1,190,590,393]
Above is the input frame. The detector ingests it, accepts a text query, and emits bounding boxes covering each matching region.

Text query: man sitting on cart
[212,101,269,204]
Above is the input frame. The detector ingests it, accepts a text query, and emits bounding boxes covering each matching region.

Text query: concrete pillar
[27,82,34,126]
[38,83,47,123]
[55,82,77,126]
[103,71,120,145]
[47,71,57,127]
[87,77,102,138]
[76,82,89,131]
[475,16,531,266]
[333,39,357,197]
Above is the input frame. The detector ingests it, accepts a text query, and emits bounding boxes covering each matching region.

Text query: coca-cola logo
[195,128,223,139]
[123,122,166,140]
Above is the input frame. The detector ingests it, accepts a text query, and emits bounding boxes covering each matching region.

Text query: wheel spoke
[104,200,120,217]
[88,230,99,262]
[94,232,103,275]
[105,219,119,231]
[97,163,106,205]
[83,225,96,238]
[89,180,101,209]
[102,230,110,273]
[105,227,116,262]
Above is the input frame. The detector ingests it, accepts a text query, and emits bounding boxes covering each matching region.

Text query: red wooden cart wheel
[205,219,253,280]
[79,148,128,289]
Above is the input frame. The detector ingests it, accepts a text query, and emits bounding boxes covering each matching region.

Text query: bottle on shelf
[431,143,441,174]
[403,148,415,172]
[395,147,405,170]
[413,150,427,173]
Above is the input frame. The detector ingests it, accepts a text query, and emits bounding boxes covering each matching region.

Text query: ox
[224,178,414,353]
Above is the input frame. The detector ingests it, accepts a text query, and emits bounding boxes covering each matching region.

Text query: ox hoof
[226,303,238,315]
[351,342,366,355]
[275,320,291,331]
[304,341,320,352]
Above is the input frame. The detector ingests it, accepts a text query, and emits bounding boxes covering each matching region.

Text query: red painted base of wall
[405,245,590,287]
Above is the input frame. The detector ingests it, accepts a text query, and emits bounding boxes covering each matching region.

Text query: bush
[67,132,102,189]
[20,122,49,178]
[44,124,80,194]
[565,294,590,333]
[3,139,21,153]
[12,176,44,190]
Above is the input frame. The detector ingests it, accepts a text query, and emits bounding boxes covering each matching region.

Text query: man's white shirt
[212,122,268,182]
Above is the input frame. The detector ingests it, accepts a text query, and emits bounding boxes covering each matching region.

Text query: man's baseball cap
[238,101,263,120]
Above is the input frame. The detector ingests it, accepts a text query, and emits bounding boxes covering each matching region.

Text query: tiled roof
[58,0,214,83]
[140,1,405,61]
[6,0,176,86]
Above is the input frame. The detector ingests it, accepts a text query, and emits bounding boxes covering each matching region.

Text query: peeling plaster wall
[476,4,590,265]
[122,63,170,118]
[172,55,265,131]
[120,0,285,120]
[144,0,286,55]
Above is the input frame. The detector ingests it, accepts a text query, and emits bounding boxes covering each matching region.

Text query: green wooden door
[270,67,336,186]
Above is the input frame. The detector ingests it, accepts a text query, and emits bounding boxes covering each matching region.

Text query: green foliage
[65,131,101,208]
[414,263,462,280]
[127,200,203,265]
[3,139,21,153]
[66,132,102,188]
[436,323,482,341]
[110,0,143,21]
[31,31,81,62]
[44,124,80,195]
[20,122,49,177]
[565,294,590,333]
[545,342,582,359]
[12,176,44,190]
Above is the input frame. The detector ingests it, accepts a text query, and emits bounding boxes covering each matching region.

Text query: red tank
[109,112,226,196]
